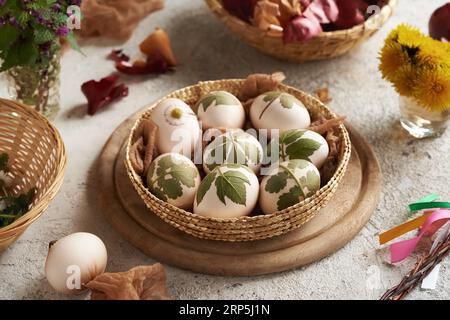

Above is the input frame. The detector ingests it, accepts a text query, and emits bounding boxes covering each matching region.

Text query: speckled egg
[259,160,320,214]
[195,91,245,130]
[193,164,259,219]
[203,130,263,174]
[147,153,201,210]
[151,98,201,158]
[269,129,329,169]
[249,91,311,138]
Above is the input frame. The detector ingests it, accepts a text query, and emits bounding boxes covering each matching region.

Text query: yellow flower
[379,41,410,81]
[391,65,418,97]
[395,24,426,48]
[418,38,450,67]
[414,67,450,112]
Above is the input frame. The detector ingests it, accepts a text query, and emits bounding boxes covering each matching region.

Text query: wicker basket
[0,99,66,250]
[205,0,397,63]
[125,79,351,241]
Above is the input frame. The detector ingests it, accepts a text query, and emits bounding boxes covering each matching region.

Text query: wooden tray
[97,109,381,276]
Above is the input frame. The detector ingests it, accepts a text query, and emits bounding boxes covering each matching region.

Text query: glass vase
[7,53,61,121]
[399,95,450,139]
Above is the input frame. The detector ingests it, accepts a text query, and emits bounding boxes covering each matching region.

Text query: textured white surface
[0,0,449,300]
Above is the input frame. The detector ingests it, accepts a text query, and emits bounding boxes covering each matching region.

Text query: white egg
[194,164,259,218]
[249,91,311,138]
[147,153,201,210]
[45,232,107,295]
[203,130,263,174]
[259,160,320,214]
[151,98,201,158]
[195,91,245,130]
[269,129,329,169]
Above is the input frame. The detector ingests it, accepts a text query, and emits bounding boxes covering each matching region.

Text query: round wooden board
[97,108,381,276]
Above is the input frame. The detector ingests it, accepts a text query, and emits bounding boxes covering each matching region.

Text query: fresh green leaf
[215,169,249,205]
[0,25,19,49]
[285,138,321,161]
[265,171,288,194]
[280,129,305,145]
[277,186,301,211]
[66,32,84,55]
[34,26,55,45]
[196,171,216,205]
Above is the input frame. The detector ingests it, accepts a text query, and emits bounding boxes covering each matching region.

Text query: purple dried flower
[8,17,18,27]
[52,3,61,12]
[0,0,7,6]
[56,26,69,36]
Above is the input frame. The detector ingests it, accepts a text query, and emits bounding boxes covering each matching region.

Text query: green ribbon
[408,193,450,212]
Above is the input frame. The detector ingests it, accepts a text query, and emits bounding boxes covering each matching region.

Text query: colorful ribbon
[390,209,450,263]
[378,194,450,263]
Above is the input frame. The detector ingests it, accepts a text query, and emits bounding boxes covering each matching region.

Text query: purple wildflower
[56,26,69,36]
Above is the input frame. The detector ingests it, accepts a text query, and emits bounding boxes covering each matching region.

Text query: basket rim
[0,98,67,233]
[125,79,352,224]
[205,0,398,41]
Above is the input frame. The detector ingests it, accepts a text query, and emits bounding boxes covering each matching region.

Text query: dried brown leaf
[315,87,332,104]
[251,0,281,31]
[308,116,346,135]
[238,72,286,102]
[86,264,172,300]
[130,137,145,175]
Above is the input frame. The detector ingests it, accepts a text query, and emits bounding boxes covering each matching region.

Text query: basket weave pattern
[0,99,66,250]
[126,80,351,241]
[205,0,397,63]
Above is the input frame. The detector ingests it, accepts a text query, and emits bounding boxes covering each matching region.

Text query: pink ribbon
[390,209,450,263]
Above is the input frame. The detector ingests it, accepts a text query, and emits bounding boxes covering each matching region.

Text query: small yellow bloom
[395,24,426,47]
[391,65,418,97]
[379,42,410,81]
[418,38,450,67]
[414,67,450,111]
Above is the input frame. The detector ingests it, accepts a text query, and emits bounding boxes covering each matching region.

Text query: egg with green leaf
[249,91,311,138]
[268,129,329,169]
[259,160,320,214]
[147,153,201,210]
[195,91,245,130]
[203,130,263,174]
[194,164,259,219]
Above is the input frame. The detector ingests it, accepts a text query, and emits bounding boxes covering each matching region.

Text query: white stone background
[0,0,449,300]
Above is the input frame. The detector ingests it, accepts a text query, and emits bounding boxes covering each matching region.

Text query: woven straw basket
[0,99,66,250]
[125,79,351,241]
[205,0,397,63]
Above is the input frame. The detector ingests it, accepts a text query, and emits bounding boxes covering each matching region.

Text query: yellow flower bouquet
[379,25,450,138]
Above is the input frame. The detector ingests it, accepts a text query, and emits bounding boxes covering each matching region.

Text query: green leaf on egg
[196,171,216,205]
[194,92,238,113]
[286,159,311,170]
[205,132,261,172]
[214,169,250,206]
[149,155,198,200]
[285,138,321,162]
[262,91,282,103]
[277,185,302,211]
[300,170,320,197]
[265,171,289,194]
[280,94,301,109]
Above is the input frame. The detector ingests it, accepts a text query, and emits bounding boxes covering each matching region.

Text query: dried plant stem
[380,232,450,300]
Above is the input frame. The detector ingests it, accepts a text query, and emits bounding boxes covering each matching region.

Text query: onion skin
[429,3,450,42]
